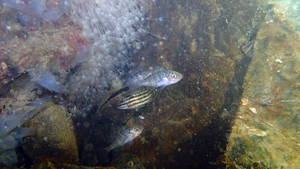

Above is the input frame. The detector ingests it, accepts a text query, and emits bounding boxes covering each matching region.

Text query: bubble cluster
[66,0,145,108]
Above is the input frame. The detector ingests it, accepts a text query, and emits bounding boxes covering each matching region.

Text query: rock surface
[225,7,300,168]
[23,103,79,164]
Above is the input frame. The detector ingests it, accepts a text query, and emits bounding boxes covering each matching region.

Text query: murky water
[0,0,300,168]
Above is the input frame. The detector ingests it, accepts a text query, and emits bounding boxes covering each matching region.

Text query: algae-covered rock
[225,6,300,168]
[23,103,79,164]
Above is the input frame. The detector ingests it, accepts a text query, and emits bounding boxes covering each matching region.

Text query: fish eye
[135,128,140,132]
[171,74,177,79]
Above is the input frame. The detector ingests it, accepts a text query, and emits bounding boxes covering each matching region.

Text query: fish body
[105,125,143,152]
[117,88,153,109]
[126,67,183,91]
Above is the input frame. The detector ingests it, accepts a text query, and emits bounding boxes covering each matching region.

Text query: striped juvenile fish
[117,88,153,109]
[241,40,256,57]
[105,125,144,152]
[126,67,183,91]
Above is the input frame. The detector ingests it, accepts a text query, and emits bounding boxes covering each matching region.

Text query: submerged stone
[225,6,300,168]
[23,103,79,164]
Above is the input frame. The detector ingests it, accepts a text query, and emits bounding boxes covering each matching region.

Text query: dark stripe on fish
[98,86,129,110]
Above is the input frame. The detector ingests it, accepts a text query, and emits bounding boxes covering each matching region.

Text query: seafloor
[1,0,300,168]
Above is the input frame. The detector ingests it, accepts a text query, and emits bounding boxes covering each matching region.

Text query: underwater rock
[23,103,79,164]
[109,153,145,169]
[0,20,90,88]
[225,6,300,168]
[0,4,25,85]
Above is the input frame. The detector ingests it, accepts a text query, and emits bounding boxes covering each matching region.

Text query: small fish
[117,88,153,109]
[241,40,256,57]
[105,125,144,152]
[126,67,183,91]
[126,69,153,89]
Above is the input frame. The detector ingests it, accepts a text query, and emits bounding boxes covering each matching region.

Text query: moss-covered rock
[23,103,79,164]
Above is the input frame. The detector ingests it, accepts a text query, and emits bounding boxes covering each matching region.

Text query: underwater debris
[28,70,63,93]
[248,107,257,114]
[241,98,248,105]
[275,59,283,63]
